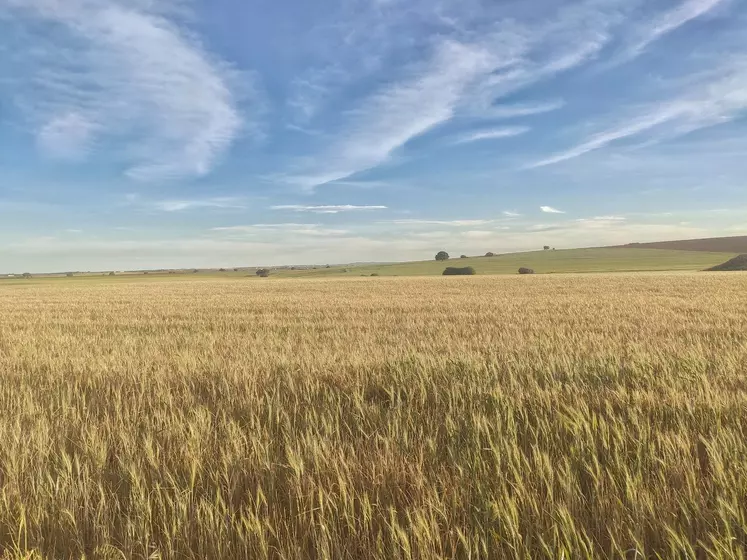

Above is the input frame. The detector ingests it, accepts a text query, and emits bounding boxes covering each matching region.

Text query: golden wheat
[0,273,745,559]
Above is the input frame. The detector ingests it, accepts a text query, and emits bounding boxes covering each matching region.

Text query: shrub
[370,273,380,277]
[518,267,535,275]
[256,269,271,278]
[485,252,495,257]
[22,273,32,279]
[460,255,468,259]
[544,246,550,250]
[219,268,226,272]
[435,251,449,261]
[66,272,74,278]
[108,272,115,276]
[443,267,476,276]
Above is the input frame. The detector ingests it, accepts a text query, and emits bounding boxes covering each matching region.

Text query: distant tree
[435,251,450,261]
[144,271,149,275]
[518,267,535,275]
[485,252,495,257]
[193,269,199,273]
[326,265,331,269]
[219,268,226,272]
[460,255,468,259]
[22,272,32,279]
[552,248,556,251]
[66,272,74,278]
[543,246,550,250]
[108,272,115,276]
[370,273,380,277]
[233,268,239,272]
[256,268,270,277]
[443,266,476,276]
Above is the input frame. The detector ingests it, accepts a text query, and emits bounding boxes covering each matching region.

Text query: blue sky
[1,0,746,272]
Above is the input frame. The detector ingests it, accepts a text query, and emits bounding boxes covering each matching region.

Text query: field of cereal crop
[0,273,746,559]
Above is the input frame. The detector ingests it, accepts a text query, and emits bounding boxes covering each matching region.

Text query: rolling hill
[616,235,747,253]
[274,247,737,278]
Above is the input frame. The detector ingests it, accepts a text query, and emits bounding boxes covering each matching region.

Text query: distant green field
[1,248,738,284]
[274,248,738,277]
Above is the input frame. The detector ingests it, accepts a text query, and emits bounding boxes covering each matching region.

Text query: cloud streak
[383,219,494,227]
[283,1,626,189]
[454,126,529,144]
[624,0,729,61]
[213,224,349,237]
[541,206,565,214]
[531,56,747,167]
[4,0,244,181]
[271,204,388,214]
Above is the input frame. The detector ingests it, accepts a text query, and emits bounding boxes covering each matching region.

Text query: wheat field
[0,273,746,559]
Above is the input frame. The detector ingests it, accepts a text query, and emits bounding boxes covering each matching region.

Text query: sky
[0,0,746,272]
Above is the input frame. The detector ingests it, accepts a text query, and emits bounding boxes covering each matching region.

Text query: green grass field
[275,247,737,278]
[1,247,738,284]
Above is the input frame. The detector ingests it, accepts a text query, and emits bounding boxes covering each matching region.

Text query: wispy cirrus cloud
[503,211,522,217]
[531,58,747,168]
[282,1,627,189]
[454,126,529,144]
[212,223,349,237]
[271,204,388,214]
[623,0,729,61]
[541,206,565,214]
[284,40,496,189]
[36,112,100,161]
[124,194,246,212]
[382,219,494,227]
[153,198,246,212]
[487,100,565,119]
[3,0,245,181]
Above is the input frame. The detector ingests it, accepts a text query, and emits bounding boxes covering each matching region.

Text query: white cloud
[5,0,244,181]
[624,0,729,61]
[531,57,747,167]
[271,205,388,214]
[384,219,493,227]
[37,112,99,161]
[285,40,495,188]
[487,100,565,119]
[503,211,522,217]
[283,1,625,189]
[454,126,529,144]
[213,224,349,237]
[213,224,316,231]
[541,206,565,214]
[152,198,245,212]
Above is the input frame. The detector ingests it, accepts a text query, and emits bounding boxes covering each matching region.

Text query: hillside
[5,247,739,283]
[616,235,747,253]
[275,247,736,278]
[706,254,747,271]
